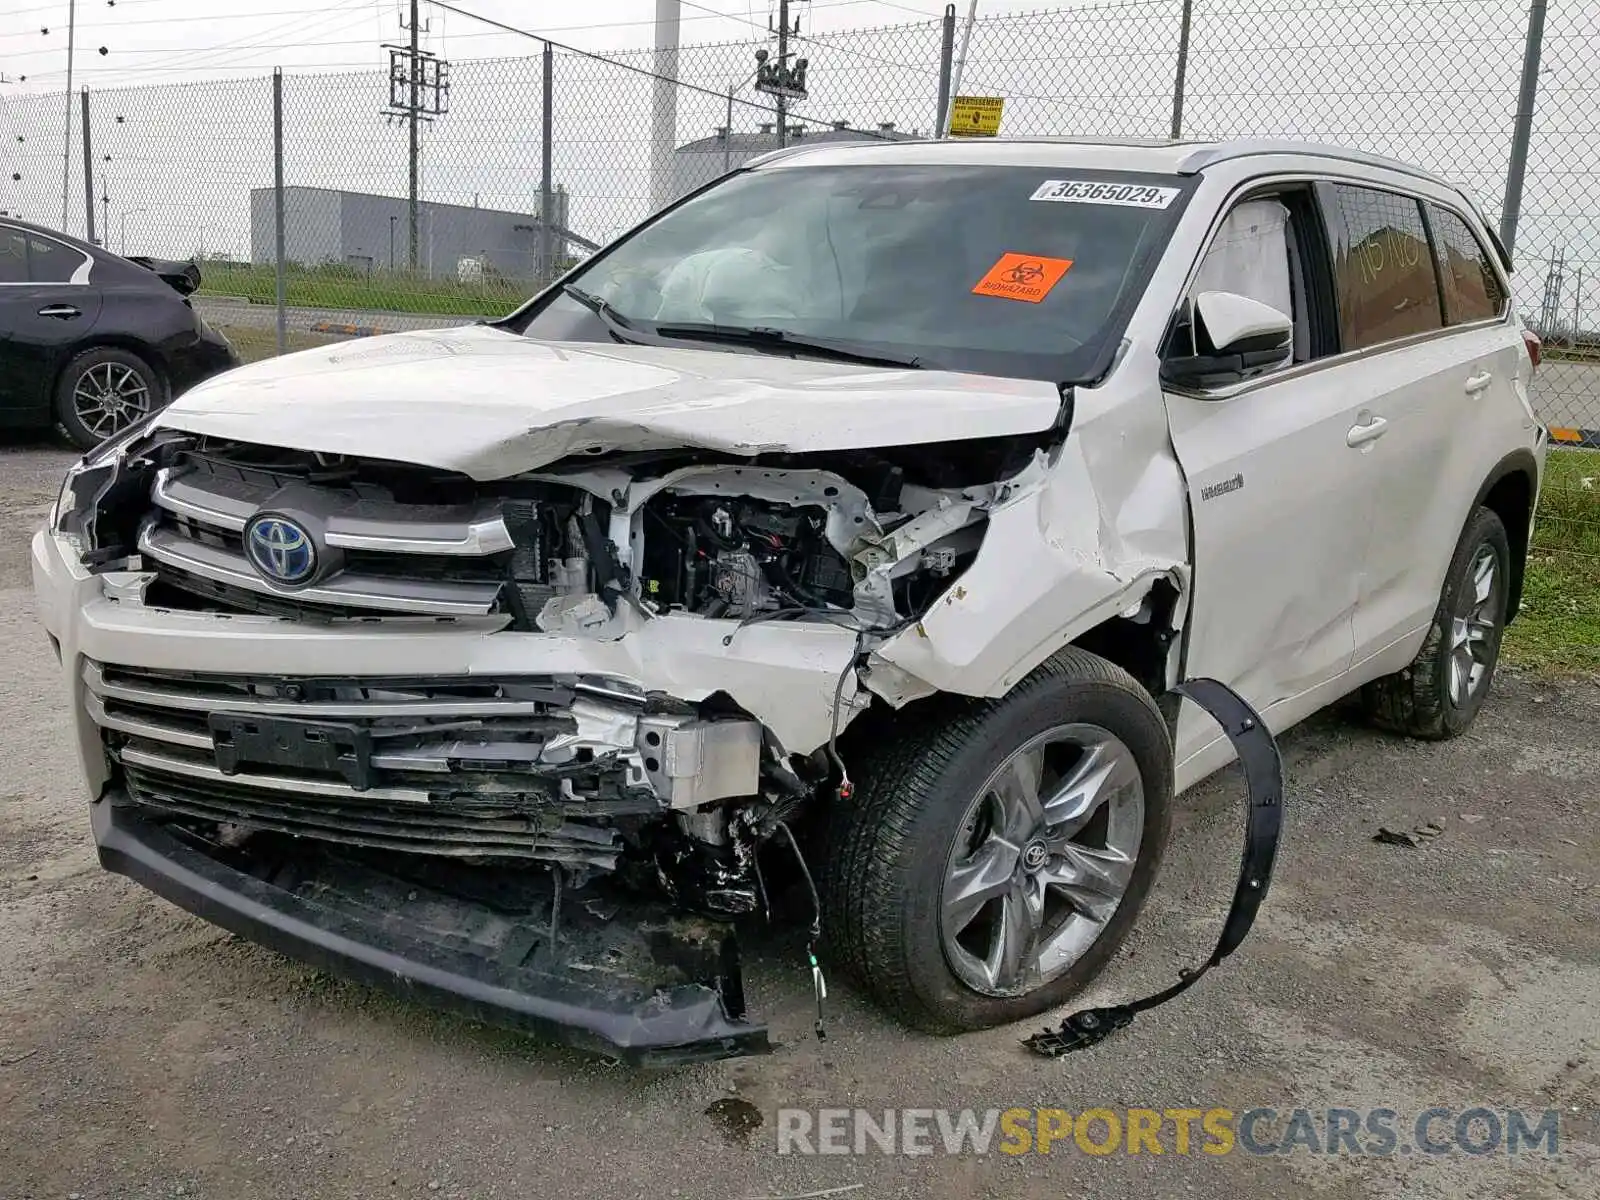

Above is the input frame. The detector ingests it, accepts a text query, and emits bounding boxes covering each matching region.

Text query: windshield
[514,163,1191,381]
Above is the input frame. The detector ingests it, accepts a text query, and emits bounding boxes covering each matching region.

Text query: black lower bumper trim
[92,796,770,1065]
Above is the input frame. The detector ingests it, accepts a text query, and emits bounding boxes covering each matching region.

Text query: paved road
[196,297,485,336]
[1530,360,1600,432]
[2,439,1597,1199]
[198,298,1600,433]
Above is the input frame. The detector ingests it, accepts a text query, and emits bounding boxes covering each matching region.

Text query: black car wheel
[823,647,1174,1034]
[1360,506,1511,739]
[56,346,163,450]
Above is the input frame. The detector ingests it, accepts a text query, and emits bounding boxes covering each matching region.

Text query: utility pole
[776,0,788,148]
[79,88,95,244]
[384,8,449,274]
[1170,0,1193,140]
[408,0,420,271]
[754,0,808,148]
[1571,267,1583,346]
[61,0,77,232]
[1501,0,1547,260]
[648,0,681,212]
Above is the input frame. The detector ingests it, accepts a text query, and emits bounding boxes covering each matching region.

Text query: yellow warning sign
[949,95,1004,138]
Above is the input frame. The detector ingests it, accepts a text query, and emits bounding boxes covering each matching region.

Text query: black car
[0,217,240,449]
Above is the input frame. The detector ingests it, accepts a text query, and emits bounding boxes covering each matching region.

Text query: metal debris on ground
[1373,827,1423,847]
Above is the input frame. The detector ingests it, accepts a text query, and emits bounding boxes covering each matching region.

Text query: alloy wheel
[940,723,1144,998]
[72,361,151,441]
[1447,544,1499,707]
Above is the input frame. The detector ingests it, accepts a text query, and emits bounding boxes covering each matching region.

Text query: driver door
[1162,185,1378,774]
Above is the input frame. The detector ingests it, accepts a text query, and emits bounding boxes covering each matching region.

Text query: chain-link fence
[0,0,1593,659]
[1,2,1598,429]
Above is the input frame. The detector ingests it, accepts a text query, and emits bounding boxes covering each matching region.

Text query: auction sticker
[1031,179,1179,208]
[972,253,1074,303]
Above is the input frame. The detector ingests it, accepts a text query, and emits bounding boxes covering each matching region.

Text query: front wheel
[1360,505,1510,739]
[823,648,1174,1034]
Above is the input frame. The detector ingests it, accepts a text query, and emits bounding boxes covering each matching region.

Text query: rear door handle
[37,304,80,319]
[1346,415,1389,447]
[1464,371,1493,395]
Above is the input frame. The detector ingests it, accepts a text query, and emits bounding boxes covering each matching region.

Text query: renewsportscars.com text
[775,1106,1563,1157]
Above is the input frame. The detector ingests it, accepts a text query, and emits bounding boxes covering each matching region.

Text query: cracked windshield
[528,164,1187,378]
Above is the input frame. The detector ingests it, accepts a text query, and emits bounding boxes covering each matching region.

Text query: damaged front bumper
[92,797,767,1064]
[33,526,854,1062]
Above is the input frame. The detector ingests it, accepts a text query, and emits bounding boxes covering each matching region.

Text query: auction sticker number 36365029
[1031,179,1180,208]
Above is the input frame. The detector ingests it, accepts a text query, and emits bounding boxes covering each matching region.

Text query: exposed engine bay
[55,428,1046,932]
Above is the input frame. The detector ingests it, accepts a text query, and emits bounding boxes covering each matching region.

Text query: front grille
[137,448,525,620]
[86,662,660,865]
[122,762,616,861]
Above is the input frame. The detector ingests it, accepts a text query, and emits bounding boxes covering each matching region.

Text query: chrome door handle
[1346,415,1389,447]
[37,304,80,319]
[1464,371,1493,394]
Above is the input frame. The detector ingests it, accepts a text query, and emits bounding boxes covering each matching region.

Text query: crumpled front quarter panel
[874,365,1189,698]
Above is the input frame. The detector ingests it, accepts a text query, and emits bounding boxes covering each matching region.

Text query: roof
[675,126,918,155]
[742,136,1457,190]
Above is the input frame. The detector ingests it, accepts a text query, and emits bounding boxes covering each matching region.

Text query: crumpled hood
[158,325,1063,479]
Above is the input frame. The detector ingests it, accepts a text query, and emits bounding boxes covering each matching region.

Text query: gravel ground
[1,439,1596,1200]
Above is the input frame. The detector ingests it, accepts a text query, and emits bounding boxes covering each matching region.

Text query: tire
[822,647,1174,1034]
[54,346,164,451]
[1360,506,1511,740]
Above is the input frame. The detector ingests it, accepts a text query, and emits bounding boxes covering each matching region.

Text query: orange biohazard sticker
[971,253,1073,303]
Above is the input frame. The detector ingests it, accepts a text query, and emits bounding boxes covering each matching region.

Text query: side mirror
[1162,290,1293,390]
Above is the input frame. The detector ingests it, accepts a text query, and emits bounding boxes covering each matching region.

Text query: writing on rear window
[1031,180,1179,209]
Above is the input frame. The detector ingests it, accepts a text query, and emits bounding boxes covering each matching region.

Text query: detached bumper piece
[1024,677,1285,1057]
[92,797,770,1065]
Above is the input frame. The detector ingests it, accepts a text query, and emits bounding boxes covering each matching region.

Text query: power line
[420,0,898,136]
[16,2,377,80]
[0,5,350,39]
[673,0,1154,124]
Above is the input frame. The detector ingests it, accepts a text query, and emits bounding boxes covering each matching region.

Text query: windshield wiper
[561,284,645,344]
[651,322,923,369]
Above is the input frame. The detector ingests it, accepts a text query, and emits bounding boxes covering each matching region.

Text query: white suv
[34,138,1545,1062]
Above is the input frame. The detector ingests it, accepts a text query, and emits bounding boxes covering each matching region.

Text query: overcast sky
[1,0,1596,326]
[0,0,968,87]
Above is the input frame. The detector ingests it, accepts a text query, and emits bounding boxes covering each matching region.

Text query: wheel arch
[54,337,170,404]
[1471,449,1538,624]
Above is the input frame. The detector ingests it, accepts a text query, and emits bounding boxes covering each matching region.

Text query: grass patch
[1531,447,1600,557]
[198,262,532,318]
[216,324,342,365]
[1503,447,1600,674]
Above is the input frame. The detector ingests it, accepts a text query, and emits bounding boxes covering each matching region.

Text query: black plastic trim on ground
[1023,677,1284,1056]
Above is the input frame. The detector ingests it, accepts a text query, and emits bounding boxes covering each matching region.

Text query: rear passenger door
[0,225,101,415]
[1314,184,1522,664]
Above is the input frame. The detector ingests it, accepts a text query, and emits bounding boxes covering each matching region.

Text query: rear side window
[1426,204,1507,324]
[27,234,86,283]
[1321,184,1443,351]
[0,229,25,283]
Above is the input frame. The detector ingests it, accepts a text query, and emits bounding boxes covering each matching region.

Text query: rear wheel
[55,347,162,450]
[823,648,1173,1033]
[1360,506,1510,739]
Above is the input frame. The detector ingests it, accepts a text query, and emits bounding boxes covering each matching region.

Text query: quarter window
[27,234,86,283]
[1323,184,1443,350]
[0,230,25,283]
[1426,205,1507,324]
